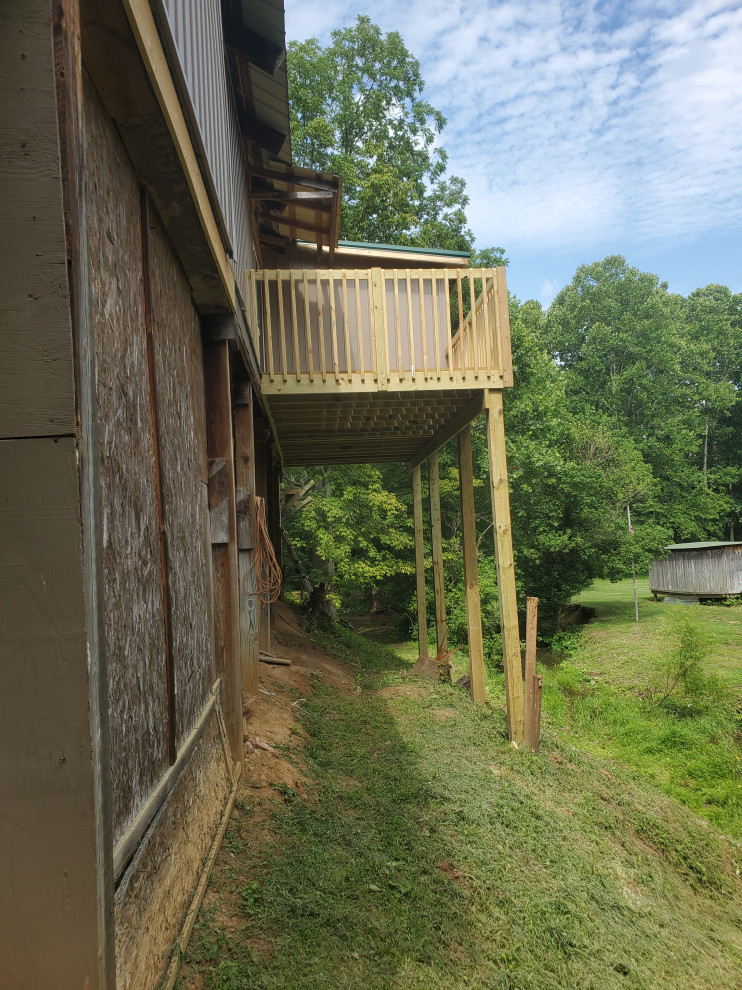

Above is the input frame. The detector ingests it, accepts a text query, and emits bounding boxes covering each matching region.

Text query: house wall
[83,68,233,988]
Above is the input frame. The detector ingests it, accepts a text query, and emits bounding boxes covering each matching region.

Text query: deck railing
[245,267,512,392]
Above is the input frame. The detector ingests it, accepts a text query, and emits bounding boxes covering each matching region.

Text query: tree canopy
[287,16,473,249]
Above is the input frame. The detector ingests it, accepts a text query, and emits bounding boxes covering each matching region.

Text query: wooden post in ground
[458,424,486,703]
[428,450,448,659]
[203,341,242,764]
[412,464,429,659]
[485,390,524,742]
[524,596,539,750]
[234,384,259,706]
[254,419,271,653]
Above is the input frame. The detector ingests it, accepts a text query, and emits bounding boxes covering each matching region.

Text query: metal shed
[649,542,742,601]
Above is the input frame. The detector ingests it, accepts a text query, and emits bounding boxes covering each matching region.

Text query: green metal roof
[338,240,471,258]
[664,541,742,551]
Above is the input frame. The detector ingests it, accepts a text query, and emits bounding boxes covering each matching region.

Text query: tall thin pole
[627,505,638,623]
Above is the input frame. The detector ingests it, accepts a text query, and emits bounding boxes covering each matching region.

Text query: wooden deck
[246,266,513,466]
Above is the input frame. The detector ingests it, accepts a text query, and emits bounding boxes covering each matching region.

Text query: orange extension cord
[250,496,282,604]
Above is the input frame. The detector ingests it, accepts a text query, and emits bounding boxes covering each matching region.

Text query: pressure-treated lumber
[412,465,429,660]
[428,451,448,657]
[204,341,242,764]
[485,390,524,742]
[234,387,259,703]
[524,597,539,750]
[458,425,486,704]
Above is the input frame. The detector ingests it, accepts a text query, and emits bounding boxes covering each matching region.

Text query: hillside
[178,599,742,990]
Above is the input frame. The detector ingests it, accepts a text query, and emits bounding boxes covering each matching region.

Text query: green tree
[283,465,413,608]
[287,16,472,249]
[544,256,736,541]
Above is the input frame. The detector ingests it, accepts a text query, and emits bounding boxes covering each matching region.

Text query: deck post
[254,420,271,653]
[204,340,243,764]
[485,390,524,742]
[234,385,259,707]
[411,465,429,660]
[458,424,486,703]
[428,451,448,659]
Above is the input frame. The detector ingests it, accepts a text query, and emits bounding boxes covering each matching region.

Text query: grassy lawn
[180,607,742,990]
[536,578,742,838]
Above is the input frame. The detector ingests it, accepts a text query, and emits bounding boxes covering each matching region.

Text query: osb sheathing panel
[149,210,215,744]
[115,712,231,990]
[84,75,169,841]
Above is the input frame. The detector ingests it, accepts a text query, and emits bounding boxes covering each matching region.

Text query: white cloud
[284,0,742,261]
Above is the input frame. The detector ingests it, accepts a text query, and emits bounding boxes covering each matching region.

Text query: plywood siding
[0,0,76,438]
[0,437,100,988]
[115,709,231,990]
[148,210,215,745]
[84,75,169,841]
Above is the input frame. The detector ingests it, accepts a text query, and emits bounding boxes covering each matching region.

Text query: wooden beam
[458,424,486,704]
[203,341,242,765]
[249,190,334,203]
[485,390,524,742]
[524,596,539,750]
[428,452,447,658]
[254,422,271,653]
[249,164,340,193]
[234,388,259,703]
[407,392,485,470]
[412,465,429,660]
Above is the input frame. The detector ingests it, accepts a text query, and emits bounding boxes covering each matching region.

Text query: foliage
[287,16,472,249]
[284,464,413,605]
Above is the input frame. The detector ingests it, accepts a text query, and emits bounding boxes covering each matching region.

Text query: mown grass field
[532,578,742,838]
[179,586,742,990]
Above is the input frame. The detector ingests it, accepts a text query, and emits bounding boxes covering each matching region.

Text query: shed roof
[664,541,742,551]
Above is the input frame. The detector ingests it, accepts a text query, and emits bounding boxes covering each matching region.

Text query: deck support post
[428,451,448,659]
[234,385,259,706]
[204,341,243,765]
[458,425,487,703]
[254,421,271,653]
[411,465,429,660]
[485,390,524,741]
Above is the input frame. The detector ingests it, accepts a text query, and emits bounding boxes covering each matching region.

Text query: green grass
[179,608,742,990]
[536,578,742,838]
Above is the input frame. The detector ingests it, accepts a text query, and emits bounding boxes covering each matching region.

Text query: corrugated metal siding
[649,546,742,596]
[159,0,252,283]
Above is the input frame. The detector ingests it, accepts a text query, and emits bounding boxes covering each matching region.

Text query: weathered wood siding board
[650,546,742,596]
[115,709,231,990]
[84,76,169,842]
[0,437,99,987]
[149,210,214,745]
[0,0,77,438]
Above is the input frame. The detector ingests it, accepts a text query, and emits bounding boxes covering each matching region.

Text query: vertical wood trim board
[204,340,243,766]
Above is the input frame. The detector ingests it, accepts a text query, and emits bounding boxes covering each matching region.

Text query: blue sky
[284,0,742,308]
